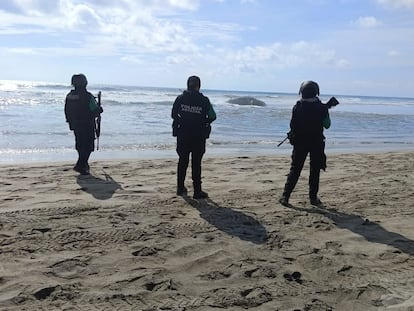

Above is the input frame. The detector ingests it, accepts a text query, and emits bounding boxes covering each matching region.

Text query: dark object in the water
[227,96,266,107]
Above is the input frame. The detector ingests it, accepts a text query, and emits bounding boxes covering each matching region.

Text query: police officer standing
[171,75,216,199]
[279,81,331,207]
[65,74,102,175]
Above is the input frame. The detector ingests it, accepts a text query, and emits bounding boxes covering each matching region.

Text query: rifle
[277,96,339,147]
[95,91,102,150]
[324,96,340,109]
[277,136,289,147]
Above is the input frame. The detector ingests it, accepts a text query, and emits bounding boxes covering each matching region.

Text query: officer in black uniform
[279,81,331,206]
[171,75,216,199]
[65,74,102,175]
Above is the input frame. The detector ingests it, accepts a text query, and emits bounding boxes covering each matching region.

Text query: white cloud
[377,0,414,9]
[354,16,380,28]
[0,1,201,54]
[8,0,60,14]
[63,2,101,29]
[7,48,37,54]
[189,41,348,76]
[166,54,192,65]
[120,55,144,64]
[1,1,411,96]
[167,0,199,10]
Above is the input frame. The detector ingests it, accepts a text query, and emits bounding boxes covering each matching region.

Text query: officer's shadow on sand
[76,171,122,200]
[287,203,414,257]
[183,196,268,245]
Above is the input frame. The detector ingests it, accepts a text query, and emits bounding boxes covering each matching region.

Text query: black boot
[177,155,189,196]
[310,197,324,207]
[77,149,91,175]
[193,190,208,199]
[279,195,290,206]
[193,182,208,199]
[177,186,188,196]
[177,175,187,196]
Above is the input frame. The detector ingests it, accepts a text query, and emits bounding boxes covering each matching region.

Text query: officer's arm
[289,106,297,131]
[171,97,180,120]
[89,95,101,117]
[207,105,216,123]
[207,99,216,123]
[323,113,331,129]
[64,98,70,123]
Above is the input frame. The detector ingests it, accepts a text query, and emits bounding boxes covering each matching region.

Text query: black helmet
[71,74,88,88]
[187,75,201,91]
[299,80,319,98]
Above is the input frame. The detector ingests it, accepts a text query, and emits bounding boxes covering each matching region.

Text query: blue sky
[0,0,413,97]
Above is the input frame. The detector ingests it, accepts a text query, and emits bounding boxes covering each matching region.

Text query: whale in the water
[227,96,266,107]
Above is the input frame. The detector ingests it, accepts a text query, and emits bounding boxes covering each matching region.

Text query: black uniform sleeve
[171,95,181,120]
[64,93,74,129]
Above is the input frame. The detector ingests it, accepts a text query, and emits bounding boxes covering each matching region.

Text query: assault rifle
[95,91,102,150]
[277,96,339,147]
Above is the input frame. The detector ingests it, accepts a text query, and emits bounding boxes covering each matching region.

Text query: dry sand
[0,151,413,310]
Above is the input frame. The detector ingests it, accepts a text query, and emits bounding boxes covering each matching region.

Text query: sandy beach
[0,151,413,310]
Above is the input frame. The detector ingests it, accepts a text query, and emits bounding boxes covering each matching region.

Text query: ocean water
[1,80,414,164]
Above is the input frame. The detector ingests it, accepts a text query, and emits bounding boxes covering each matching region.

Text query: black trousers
[74,127,94,171]
[176,135,206,191]
[282,142,326,200]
